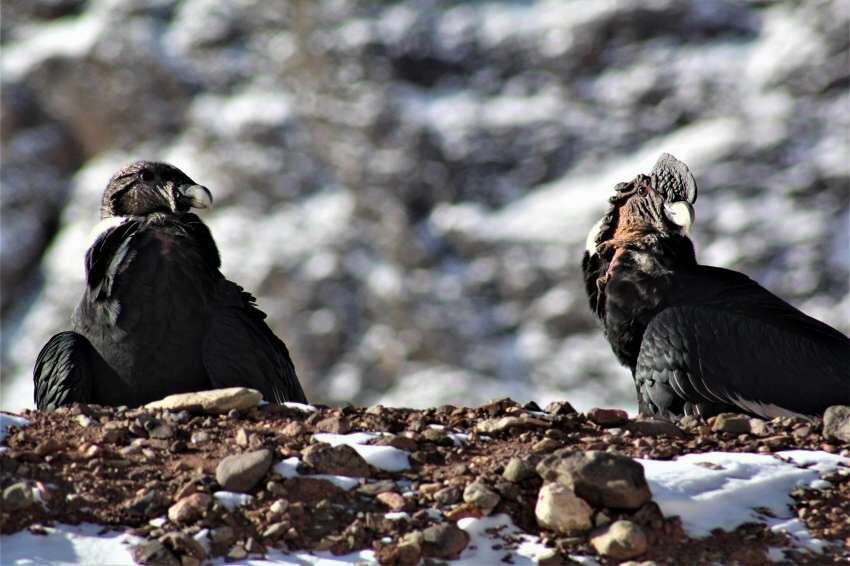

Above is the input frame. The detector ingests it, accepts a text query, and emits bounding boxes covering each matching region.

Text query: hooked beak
[664,201,694,232]
[179,184,214,211]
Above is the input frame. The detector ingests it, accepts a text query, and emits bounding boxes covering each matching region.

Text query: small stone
[132,540,179,566]
[711,413,751,434]
[532,438,561,452]
[76,415,93,427]
[227,545,248,561]
[433,485,462,505]
[159,531,206,560]
[748,418,774,437]
[190,431,210,444]
[536,450,651,509]
[587,408,629,427]
[34,438,62,456]
[2,482,35,511]
[147,422,175,440]
[216,449,273,493]
[168,493,212,524]
[235,428,249,447]
[314,415,350,434]
[545,401,577,415]
[463,481,501,515]
[301,443,371,477]
[281,421,308,437]
[376,491,408,512]
[589,520,648,560]
[209,526,235,545]
[269,499,289,515]
[824,406,850,443]
[421,428,453,446]
[535,483,593,534]
[357,479,397,496]
[262,522,289,539]
[145,388,262,414]
[420,523,470,559]
[475,415,548,434]
[624,417,684,437]
[503,457,536,483]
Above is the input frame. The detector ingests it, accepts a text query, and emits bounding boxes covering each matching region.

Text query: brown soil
[1,399,848,565]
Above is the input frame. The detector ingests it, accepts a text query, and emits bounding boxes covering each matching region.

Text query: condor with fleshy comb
[582,154,850,418]
[34,161,307,409]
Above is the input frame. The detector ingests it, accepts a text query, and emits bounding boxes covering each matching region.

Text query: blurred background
[2,0,848,414]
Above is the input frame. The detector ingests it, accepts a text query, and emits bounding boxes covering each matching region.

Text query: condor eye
[139,170,155,182]
[637,186,647,197]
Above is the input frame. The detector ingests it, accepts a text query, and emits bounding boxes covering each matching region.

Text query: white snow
[313,432,411,472]
[455,514,554,565]
[283,402,318,413]
[0,523,141,565]
[271,457,360,491]
[639,450,849,548]
[213,491,253,512]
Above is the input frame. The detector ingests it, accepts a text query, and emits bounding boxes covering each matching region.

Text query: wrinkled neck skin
[596,231,697,371]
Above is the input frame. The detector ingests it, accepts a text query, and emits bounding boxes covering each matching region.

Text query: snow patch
[639,451,849,544]
[213,491,253,512]
[0,523,140,565]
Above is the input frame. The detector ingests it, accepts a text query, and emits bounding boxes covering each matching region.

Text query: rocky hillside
[2,0,849,411]
[2,392,850,564]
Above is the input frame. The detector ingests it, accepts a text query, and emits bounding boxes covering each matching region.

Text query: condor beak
[179,184,213,211]
[664,201,694,232]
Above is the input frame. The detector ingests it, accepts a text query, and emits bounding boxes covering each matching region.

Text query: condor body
[34,161,306,409]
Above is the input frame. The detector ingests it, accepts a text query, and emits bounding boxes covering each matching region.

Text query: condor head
[585,153,697,261]
[101,161,213,219]
[582,153,698,318]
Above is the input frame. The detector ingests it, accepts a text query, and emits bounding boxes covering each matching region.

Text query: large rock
[535,482,593,534]
[146,388,262,414]
[536,450,651,509]
[215,449,273,493]
[301,442,372,477]
[823,405,850,443]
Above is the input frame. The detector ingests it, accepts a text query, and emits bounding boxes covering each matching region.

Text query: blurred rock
[2,0,848,416]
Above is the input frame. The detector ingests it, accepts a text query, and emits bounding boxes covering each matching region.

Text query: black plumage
[582,154,850,418]
[34,161,307,410]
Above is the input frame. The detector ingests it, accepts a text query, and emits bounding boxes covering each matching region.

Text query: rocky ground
[2,390,850,565]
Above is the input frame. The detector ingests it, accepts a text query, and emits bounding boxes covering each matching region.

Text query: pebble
[216,449,273,493]
[624,417,684,437]
[463,481,501,515]
[823,405,850,443]
[168,493,212,524]
[420,523,470,559]
[433,485,462,505]
[587,408,629,427]
[711,413,751,434]
[535,482,593,534]
[376,491,408,512]
[314,415,350,434]
[503,456,536,483]
[544,401,577,415]
[159,531,206,561]
[269,499,289,515]
[536,449,651,509]
[145,388,262,414]
[2,482,35,511]
[589,520,648,560]
[262,522,289,539]
[475,415,548,434]
[132,540,179,566]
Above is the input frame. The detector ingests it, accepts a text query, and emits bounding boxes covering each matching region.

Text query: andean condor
[33,161,307,409]
[582,153,850,419]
